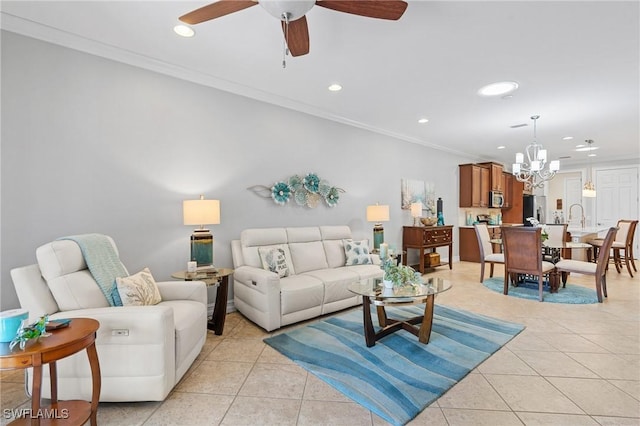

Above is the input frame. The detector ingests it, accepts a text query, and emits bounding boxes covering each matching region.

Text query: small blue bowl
[0,309,29,342]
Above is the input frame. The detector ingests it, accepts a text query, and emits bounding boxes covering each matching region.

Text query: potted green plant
[380,258,422,288]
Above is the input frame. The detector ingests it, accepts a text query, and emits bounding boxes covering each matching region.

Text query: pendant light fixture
[582,139,597,198]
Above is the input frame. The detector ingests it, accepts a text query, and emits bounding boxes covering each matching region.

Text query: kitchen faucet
[569,203,586,228]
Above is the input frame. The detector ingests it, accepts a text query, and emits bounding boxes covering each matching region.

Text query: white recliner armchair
[10,236,208,402]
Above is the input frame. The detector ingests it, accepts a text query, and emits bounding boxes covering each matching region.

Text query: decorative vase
[383,279,394,289]
[382,287,394,297]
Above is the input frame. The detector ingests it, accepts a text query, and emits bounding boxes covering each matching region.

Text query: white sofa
[231,226,383,331]
[10,236,208,402]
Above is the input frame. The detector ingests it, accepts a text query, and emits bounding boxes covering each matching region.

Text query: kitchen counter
[567,227,609,237]
[458,223,523,229]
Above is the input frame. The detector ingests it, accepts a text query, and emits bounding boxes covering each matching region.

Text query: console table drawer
[424,228,452,245]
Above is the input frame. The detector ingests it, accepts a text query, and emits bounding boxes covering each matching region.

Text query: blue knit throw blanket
[58,234,127,306]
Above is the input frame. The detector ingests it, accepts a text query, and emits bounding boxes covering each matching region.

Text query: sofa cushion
[280,275,324,315]
[116,268,162,306]
[343,264,384,280]
[240,228,289,269]
[158,300,207,373]
[343,239,373,266]
[258,246,292,278]
[36,238,124,311]
[303,268,360,304]
[289,241,329,273]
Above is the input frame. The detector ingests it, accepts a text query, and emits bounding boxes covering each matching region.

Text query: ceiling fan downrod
[282,12,291,68]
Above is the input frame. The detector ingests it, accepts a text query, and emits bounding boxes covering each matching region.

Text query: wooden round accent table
[172,268,234,335]
[0,318,101,425]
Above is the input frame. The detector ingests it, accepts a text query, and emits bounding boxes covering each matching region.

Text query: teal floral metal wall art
[248,173,345,208]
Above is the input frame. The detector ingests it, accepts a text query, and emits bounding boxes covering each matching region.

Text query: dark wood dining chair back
[501,226,557,302]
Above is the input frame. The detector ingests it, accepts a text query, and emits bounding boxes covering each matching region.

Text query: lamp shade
[183,197,220,226]
[366,205,390,222]
[410,202,423,218]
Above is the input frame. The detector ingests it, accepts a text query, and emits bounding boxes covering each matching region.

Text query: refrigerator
[523,195,546,225]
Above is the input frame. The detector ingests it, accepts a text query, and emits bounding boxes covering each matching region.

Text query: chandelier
[512,115,560,189]
[582,139,596,197]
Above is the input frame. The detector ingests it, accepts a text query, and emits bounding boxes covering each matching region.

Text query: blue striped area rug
[264,305,524,425]
[483,277,598,304]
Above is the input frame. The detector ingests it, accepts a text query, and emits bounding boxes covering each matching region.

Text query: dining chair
[590,220,638,277]
[556,227,618,303]
[501,226,557,302]
[474,223,504,282]
[543,223,568,262]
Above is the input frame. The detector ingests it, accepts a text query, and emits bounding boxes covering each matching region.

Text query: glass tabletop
[489,239,592,250]
[542,241,593,249]
[348,276,452,300]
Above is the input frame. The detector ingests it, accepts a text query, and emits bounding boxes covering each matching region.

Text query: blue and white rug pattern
[264,305,524,425]
[483,276,598,304]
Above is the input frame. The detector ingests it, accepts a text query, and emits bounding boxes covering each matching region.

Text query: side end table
[0,318,101,426]
[172,268,234,335]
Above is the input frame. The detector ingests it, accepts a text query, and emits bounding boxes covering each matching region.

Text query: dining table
[490,238,594,287]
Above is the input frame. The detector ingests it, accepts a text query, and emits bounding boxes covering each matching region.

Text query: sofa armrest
[50,305,175,345]
[156,280,207,305]
[233,266,280,295]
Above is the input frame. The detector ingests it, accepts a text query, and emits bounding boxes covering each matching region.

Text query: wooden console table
[402,226,454,273]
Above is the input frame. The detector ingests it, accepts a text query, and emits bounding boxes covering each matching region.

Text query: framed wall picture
[401,179,436,215]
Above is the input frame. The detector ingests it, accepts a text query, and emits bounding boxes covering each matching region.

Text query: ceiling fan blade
[179,0,257,25]
[281,16,310,57]
[316,0,407,20]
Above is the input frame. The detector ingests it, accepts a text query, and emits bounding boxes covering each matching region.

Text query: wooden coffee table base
[361,295,436,347]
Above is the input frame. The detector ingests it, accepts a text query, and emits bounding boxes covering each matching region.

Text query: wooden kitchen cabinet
[459,164,490,207]
[501,172,513,208]
[479,162,504,191]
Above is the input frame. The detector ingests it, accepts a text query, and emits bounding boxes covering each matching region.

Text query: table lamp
[183,195,220,267]
[410,202,423,226]
[366,204,390,252]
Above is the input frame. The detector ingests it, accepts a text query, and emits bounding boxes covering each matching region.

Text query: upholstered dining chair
[556,227,618,303]
[543,223,568,262]
[501,226,557,302]
[474,223,504,282]
[590,220,638,277]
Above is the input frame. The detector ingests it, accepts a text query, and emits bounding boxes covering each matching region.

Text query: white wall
[1,31,474,310]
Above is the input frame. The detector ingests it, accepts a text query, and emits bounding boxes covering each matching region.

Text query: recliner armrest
[50,305,175,345]
[234,266,280,295]
[156,280,207,305]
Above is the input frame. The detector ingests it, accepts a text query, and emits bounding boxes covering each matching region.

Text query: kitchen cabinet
[501,172,513,208]
[479,162,504,191]
[459,164,490,207]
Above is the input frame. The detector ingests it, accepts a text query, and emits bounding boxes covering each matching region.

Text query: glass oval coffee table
[348,277,452,347]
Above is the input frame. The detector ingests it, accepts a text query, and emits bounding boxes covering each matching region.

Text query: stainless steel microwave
[489,191,504,208]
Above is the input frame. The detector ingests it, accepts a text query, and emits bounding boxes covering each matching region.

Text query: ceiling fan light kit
[179,0,408,63]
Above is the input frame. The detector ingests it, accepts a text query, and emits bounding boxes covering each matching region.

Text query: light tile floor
[1,261,638,425]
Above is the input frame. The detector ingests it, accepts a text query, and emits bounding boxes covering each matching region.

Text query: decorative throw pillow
[258,246,291,278]
[343,239,373,266]
[115,267,162,306]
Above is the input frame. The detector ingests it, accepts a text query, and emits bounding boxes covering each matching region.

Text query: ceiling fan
[179,0,408,58]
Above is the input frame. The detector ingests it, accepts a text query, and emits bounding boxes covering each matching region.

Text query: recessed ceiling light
[497,146,506,150]
[328,83,342,92]
[174,25,195,38]
[478,81,519,97]
[575,144,585,148]
[588,153,597,157]
[418,118,429,124]
[562,136,574,140]
[576,146,599,152]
